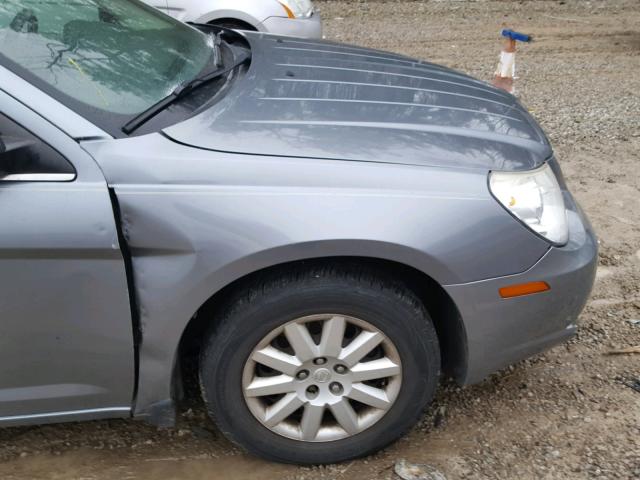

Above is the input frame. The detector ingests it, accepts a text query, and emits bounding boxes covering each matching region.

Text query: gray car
[142,0,323,38]
[0,0,596,465]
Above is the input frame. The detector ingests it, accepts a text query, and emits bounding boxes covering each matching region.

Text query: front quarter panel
[165,0,281,26]
[83,134,550,416]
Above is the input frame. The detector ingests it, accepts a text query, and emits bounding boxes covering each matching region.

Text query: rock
[394,459,447,480]
[433,406,446,428]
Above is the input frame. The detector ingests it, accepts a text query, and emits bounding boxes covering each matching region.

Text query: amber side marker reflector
[499,281,550,299]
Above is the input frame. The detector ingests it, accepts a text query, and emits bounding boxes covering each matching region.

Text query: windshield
[0,0,212,129]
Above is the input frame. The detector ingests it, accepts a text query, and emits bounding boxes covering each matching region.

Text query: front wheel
[199,264,440,464]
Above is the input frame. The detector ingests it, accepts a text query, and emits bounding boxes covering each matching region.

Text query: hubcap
[242,314,402,442]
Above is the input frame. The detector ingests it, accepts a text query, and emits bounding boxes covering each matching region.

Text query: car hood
[163,34,552,171]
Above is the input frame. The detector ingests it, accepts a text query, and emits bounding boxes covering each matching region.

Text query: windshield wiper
[122,47,250,135]
[212,31,223,68]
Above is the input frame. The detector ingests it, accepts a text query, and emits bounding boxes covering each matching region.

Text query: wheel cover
[242,314,402,442]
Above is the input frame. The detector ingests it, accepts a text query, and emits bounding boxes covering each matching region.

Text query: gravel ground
[1,1,639,479]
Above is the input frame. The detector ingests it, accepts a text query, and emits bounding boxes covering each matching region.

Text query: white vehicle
[144,0,322,38]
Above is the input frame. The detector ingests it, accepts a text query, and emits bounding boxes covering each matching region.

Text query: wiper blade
[212,31,223,68]
[122,50,250,135]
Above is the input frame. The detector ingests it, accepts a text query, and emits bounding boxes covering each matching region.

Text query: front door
[0,93,134,424]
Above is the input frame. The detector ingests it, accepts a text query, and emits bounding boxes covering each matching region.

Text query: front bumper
[258,12,323,39]
[445,192,598,385]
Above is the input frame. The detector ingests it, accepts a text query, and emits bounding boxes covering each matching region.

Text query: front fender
[191,0,287,27]
[194,9,265,29]
[83,134,550,418]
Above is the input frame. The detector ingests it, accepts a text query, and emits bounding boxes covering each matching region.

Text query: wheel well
[174,257,468,403]
[208,18,257,31]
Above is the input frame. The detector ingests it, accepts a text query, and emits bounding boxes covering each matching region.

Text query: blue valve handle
[501,29,532,42]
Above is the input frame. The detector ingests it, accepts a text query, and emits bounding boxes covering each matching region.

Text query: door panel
[0,94,134,420]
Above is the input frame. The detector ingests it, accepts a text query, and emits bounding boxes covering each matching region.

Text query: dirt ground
[1,1,639,479]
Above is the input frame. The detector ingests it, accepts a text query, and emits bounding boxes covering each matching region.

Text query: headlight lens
[277,0,314,18]
[489,163,569,245]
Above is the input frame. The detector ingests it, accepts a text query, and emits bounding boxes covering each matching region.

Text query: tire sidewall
[200,279,440,464]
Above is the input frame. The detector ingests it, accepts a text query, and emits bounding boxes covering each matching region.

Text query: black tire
[199,262,441,464]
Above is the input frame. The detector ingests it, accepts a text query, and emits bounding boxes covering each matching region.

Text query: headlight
[489,163,569,245]
[277,0,314,19]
